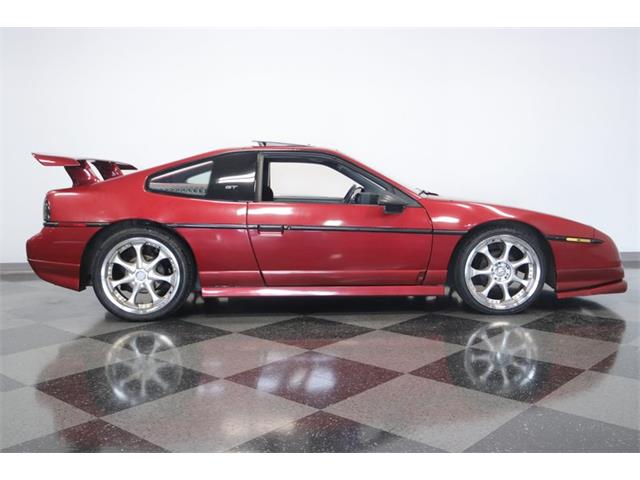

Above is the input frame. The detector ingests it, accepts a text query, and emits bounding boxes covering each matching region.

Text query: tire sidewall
[92,227,193,321]
[454,227,546,315]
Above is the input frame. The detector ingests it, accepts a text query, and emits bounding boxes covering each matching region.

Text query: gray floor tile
[0,282,102,322]
[316,330,464,373]
[0,317,36,331]
[0,338,134,385]
[105,380,316,452]
[0,373,23,392]
[538,371,640,430]
[155,333,305,378]
[0,324,79,356]
[43,315,154,337]
[0,387,94,449]
[590,345,640,380]
[326,374,528,452]
[467,406,640,452]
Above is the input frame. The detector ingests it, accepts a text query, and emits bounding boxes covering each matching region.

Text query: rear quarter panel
[45,171,262,288]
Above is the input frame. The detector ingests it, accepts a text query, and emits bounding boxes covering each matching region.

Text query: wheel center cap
[492,262,512,282]
[135,270,147,282]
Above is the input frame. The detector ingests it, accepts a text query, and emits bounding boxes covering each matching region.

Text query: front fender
[422,198,625,296]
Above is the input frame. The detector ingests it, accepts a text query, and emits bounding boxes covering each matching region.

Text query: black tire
[91,226,195,321]
[452,225,546,315]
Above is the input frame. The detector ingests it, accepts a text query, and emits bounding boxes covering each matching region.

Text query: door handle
[257,224,285,234]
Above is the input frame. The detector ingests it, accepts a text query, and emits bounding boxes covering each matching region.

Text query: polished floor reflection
[1,269,639,452]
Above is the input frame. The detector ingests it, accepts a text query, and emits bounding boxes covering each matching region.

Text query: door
[247,152,433,286]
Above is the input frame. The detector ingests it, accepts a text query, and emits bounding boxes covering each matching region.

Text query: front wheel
[453,227,546,314]
[92,227,195,321]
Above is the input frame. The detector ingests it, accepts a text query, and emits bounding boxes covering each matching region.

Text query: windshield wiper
[417,189,439,197]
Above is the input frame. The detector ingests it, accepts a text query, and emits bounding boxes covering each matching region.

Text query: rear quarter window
[148,161,213,197]
[147,152,257,201]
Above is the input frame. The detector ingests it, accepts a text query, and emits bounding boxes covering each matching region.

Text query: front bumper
[551,228,626,299]
[556,279,628,299]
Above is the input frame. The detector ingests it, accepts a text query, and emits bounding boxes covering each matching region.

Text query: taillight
[43,198,51,222]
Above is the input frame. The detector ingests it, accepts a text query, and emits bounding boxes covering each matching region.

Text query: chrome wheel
[100,237,181,315]
[464,234,541,311]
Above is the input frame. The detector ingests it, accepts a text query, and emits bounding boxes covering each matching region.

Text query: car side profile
[26,142,627,321]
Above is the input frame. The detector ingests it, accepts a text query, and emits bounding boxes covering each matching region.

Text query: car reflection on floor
[105,331,184,406]
[29,300,628,452]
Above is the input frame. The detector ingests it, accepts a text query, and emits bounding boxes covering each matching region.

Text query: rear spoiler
[32,153,137,186]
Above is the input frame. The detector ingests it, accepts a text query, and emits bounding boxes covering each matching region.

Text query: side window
[268,162,359,201]
[148,161,213,197]
[148,152,257,201]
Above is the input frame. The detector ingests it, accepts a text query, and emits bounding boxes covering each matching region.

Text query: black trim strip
[43,221,108,228]
[287,225,433,234]
[43,221,470,237]
[432,229,468,235]
[167,223,249,229]
[168,222,468,235]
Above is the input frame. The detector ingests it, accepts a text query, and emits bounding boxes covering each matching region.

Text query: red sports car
[26,142,627,321]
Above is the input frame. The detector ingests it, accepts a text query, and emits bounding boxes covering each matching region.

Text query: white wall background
[1,28,638,262]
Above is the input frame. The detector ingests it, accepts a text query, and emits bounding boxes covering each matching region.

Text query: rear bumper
[26,226,99,290]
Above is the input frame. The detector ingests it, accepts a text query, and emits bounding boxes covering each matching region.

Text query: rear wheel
[453,227,546,314]
[92,227,194,321]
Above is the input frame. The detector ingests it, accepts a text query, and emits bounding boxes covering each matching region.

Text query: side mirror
[378,193,407,214]
[358,192,379,205]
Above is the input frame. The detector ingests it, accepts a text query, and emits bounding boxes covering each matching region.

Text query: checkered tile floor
[1,270,639,452]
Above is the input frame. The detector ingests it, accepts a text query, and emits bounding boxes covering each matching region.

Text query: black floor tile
[384,313,488,346]
[228,351,400,409]
[91,320,230,351]
[2,419,167,452]
[523,311,636,343]
[590,345,640,380]
[411,348,584,403]
[231,411,443,452]
[241,316,372,349]
[36,360,216,416]
[466,406,640,452]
